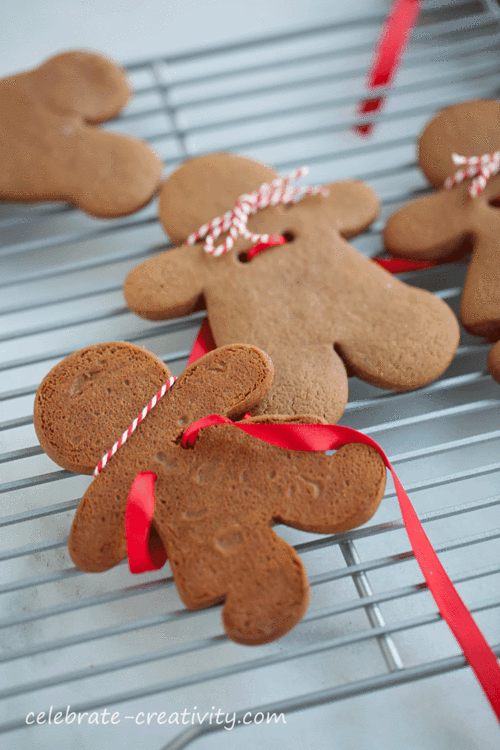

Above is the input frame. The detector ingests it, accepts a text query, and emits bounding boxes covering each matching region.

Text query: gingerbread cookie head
[384,100,500,354]
[34,341,386,645]
[124,152,459,424]
[417,100,500,189]
[0,51,162,217]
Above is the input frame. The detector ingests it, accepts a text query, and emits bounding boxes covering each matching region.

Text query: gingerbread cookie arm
[29,51,131,124]
[335,269,460,391]
[460,208,500,336]
[171,344,274,423]
[303,180,380,238]
[384,186,471,261]
[53,128,162,218]
[124,243,207,320]
[273,443,386,534]
[237,417,386,532]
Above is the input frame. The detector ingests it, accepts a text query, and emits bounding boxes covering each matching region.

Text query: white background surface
[0,0,385,77]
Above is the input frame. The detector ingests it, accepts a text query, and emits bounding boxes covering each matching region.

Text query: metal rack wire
[1,1,500,748]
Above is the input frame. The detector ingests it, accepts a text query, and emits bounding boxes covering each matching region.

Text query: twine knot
[185,167,328,257]
[444,151,500,197]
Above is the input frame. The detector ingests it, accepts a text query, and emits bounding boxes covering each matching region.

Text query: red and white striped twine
[184,167,329,257]
[94,376,176,477]
[444,151,500,197]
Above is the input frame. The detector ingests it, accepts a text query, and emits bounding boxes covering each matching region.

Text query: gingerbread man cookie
[0,51,162,217]
[383,100,500,380]
[124,153,459,424]
[34,342,386,645]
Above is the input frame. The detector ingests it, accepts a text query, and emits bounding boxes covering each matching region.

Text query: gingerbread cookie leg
[383,187,471,261]
[221,527,309,646]
[461,212,500,336]
[165,517,308,645]
[249,344,349,425]
[164,529,228,610]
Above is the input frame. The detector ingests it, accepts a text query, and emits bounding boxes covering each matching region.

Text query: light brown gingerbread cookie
[0,51,162,217]
[123,152,460,424]
[34,341,386,645]
[383,100,500,381]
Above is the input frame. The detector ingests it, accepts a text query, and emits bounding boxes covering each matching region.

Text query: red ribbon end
[125,472,167,574]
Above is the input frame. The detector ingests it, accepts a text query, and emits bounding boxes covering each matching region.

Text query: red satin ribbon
[125,472,167,573]
[187,318,217,367]
[374,257,435,273]
[356,0,423,135]
[246,232,288,260]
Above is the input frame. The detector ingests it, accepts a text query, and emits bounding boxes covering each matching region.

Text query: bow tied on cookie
[124,152,459,425]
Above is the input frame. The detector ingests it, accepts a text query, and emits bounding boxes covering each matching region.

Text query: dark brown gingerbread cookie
[383,100,500,381]
[0,50,162,217]
[34,341,386,645]
[123,152,460,424]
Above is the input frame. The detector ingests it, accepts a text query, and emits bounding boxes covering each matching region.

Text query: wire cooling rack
[1,1,500,748]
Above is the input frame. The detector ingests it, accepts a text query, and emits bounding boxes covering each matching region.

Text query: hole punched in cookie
[237,231,294,264]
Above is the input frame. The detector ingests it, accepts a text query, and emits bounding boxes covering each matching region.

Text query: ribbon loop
[125,471,167,573]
